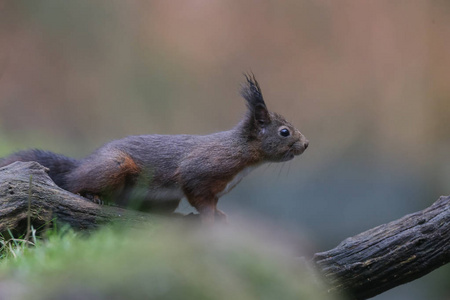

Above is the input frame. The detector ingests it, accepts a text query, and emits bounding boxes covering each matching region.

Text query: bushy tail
[0,149,79,188]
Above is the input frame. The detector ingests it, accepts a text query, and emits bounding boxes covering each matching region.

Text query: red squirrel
[0,74,308,224]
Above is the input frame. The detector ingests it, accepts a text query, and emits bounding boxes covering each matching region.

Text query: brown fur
[67,151,140,194]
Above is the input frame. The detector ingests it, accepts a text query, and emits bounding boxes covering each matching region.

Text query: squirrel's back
[0,149,79,188]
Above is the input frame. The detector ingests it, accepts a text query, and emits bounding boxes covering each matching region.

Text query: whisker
[263,162,272,173]
[277,162,285,179]
[286,160,292,176]
[279,144,296,177]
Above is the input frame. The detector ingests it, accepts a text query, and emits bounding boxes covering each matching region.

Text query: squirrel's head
[240,74,309,162]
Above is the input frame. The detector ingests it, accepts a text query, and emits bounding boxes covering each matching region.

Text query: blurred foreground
[0,223,335,300]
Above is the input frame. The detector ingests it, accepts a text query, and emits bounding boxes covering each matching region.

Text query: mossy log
[0,161,449,299]
[0,161,161,235]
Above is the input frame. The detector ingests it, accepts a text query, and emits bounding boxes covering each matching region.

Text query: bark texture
[313,195,450,299]
[0,161,158,236]
[1,161,449,299]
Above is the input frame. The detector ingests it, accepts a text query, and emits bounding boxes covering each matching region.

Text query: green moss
[0,224,335,300]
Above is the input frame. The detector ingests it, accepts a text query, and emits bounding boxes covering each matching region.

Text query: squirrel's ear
[253,103,271,126]
[241,73,271,127]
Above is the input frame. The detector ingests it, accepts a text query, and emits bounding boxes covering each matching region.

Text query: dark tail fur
[0,149,79,188]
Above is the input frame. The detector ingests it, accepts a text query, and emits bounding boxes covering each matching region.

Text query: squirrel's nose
[303,140,309,149]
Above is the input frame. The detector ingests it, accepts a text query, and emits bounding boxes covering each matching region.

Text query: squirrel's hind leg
[83,193,104,205]
[64,150,140,204]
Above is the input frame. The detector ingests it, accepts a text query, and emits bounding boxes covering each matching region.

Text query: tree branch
[1,161,449,299]
[312,195,450,299]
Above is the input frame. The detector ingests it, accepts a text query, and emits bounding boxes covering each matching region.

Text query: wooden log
[0,161,158,236]
[313,195,450,299]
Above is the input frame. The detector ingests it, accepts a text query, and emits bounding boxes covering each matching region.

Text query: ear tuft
[240,73,267,110]
[241,73,270,126]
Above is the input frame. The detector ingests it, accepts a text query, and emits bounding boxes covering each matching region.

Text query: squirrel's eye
[279,128,290,137]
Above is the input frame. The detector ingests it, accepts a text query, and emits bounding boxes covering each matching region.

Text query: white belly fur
[217,165,260,197]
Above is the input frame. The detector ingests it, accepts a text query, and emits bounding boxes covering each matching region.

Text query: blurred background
[0,0,449,298]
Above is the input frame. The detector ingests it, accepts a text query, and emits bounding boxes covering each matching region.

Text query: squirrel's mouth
[291,141,308,156]
[278,141,308,162]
